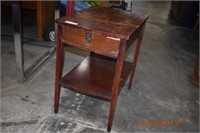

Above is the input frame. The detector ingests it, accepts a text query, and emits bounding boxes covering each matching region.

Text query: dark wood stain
[54,6,148,132]
[60,55,133,101]
[62,25,120,58]
[56,6,148,40]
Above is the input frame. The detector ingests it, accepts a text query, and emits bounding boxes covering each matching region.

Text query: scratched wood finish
[55,6,148,132]
[56,6,148,40]
[62,25,120,57]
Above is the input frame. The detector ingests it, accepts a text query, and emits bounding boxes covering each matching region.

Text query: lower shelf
[60,55,133,101]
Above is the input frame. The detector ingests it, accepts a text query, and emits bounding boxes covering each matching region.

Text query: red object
[54,7,148,132]
[66,0,75,15]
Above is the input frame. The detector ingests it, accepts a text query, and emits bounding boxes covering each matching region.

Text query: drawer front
[62,26,120,56]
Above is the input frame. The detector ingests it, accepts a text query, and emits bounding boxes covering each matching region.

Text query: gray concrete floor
[1,1,199,133]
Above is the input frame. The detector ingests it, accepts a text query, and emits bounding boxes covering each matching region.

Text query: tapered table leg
[128,26,145,89]
[107,40,126,132]
[12,1,24,82]
[54,24,64,113]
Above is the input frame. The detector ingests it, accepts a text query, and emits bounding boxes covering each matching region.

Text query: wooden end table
[54,7,148,132]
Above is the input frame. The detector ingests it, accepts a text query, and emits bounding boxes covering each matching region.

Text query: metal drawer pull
[85,33,92,42]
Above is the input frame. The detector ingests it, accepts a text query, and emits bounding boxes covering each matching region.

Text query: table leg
[12,1,24,81]
[128,26,145,89]
[107,40,126,132]
[54,24,64,113]
[12,1,56,82]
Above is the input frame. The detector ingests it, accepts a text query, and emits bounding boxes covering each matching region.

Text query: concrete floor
[1,1,199,133]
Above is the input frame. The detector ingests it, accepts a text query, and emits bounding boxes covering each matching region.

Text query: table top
[56,6,148,40]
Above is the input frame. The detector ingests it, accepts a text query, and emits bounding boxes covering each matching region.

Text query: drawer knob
[85,33,92,43]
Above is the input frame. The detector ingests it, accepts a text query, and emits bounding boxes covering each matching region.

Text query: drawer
[62,25,120,56]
